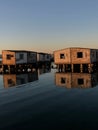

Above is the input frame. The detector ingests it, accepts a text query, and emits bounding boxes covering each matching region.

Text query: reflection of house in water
[38,68,51,76]
[55,72,98,88]
[3,71,38,88]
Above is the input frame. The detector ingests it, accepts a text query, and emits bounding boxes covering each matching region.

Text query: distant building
[37,52,51,63]
[54,47,98,64]
[2,50,37,65]
[2,50,37,73]
[54,47,98,73]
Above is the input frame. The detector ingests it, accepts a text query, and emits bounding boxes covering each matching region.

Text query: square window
[77,52,83,58]
[20,54,24,59]
[60,54,65,59]
[6,55,11,60]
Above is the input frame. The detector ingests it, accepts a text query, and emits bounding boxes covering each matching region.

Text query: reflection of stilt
[80,64,83,73]
[88,64,91,73]
[8,65,11,73]
[62,64,65,72]
[57,64,59,71]
[71,64,74,73]
[66,64,68,72]
[1,65,3,73]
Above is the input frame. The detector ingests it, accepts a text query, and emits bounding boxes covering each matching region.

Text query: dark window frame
[60,53,65,59]
[77,52,83,58]
[47,55,49,59]
[6,55,11,60]
[20,54,24,59]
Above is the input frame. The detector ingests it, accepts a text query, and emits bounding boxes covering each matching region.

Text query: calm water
[0,68,98,129]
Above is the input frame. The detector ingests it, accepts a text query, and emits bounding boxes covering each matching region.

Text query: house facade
[2,50,37,65]
[2,50,37,73]
[54,47,98,73]
[54,48,98,64]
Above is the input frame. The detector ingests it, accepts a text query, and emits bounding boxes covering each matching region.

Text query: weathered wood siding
[54,48,71,64]
[54,48,98,64]
[2,50,16,65]
[70,48,90,64]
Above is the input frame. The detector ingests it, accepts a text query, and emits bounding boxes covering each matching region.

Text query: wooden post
[88,64,91,73]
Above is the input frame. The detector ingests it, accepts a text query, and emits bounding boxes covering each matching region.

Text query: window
[61,77,66,84]
[20,54,24,59]
[6,55,11,60]
[77,52,83,58]
[60,54,65,59]
[78,78,84,85]
[47,55,49,59]
[92,52,94,57]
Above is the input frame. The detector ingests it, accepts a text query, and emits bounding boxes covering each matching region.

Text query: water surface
[0,69,98,129]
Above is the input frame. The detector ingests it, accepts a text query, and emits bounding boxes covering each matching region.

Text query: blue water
[0,69,98,129]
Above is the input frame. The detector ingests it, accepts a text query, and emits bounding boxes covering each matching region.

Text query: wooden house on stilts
[54,47,98,73]
[2,50,37,73]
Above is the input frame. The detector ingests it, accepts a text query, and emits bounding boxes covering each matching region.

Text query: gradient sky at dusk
[0,0,98,53]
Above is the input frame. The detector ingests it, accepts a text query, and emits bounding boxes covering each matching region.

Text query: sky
[0,0,98,54]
